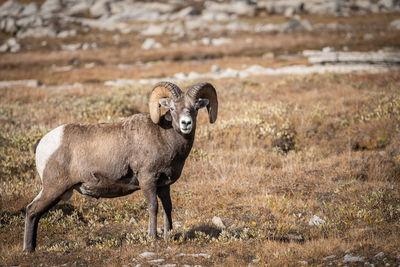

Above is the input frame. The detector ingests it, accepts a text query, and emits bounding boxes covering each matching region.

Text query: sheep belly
[75,170,140,198]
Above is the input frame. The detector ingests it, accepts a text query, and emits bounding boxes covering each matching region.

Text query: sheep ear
[195,99,209,110]
[159,98,173,109]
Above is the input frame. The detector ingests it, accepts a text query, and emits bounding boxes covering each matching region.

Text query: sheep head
[149,81,218,135]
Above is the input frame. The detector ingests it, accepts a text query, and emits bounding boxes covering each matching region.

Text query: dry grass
[1,12,400,267]
[1,72,400,266]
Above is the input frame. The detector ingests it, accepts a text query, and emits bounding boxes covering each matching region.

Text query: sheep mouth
[180,127,192,134]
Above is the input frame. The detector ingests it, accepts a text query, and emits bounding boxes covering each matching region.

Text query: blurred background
[0,0,399,86]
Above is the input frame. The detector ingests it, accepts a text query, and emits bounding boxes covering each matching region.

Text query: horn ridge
[187,82,218,123]
[149,81,182,124]
[154,81,182,99]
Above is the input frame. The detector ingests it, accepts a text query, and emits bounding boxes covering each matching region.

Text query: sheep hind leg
[23,185,71,252]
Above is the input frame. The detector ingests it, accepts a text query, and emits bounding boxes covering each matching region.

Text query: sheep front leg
[157,186,172,241]
[143,186,158,240]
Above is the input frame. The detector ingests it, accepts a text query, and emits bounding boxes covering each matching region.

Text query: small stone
[0,79,39,87]
[211,37,231,46]
[308,215,326,226]
[58,30,78,38]
[141,38,162,50]
[363,33,374,40]
[298,261,308,265]
[163,264,177,267]
[322,46,335,53]
[343,254,364,264]
[139,252,156,259]
[61,43,81,51]
[129,217,137,224]
[0,43,8,52]
[323,255,336,261]
[212,216,226,229]
[389,19,400,30]
[148,259,164,264]
[211,64,221,72]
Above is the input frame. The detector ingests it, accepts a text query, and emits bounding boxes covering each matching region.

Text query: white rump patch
[35,125,65,180]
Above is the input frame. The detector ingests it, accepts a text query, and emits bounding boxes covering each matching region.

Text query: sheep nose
[181,119,191,127]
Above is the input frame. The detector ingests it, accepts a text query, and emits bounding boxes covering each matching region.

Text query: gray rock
[129,217,137,224]
[170,6,195,20]
[211,64,221,72]
[204,1,256,16]
[308,215,326,226]
[60,43,81,51]
[148,259,165,264]
[212,216,226,229]
[0,43,8,52]
[90,0,110,18]
[301,19,313,31]
[323,255,337,261]
[17,26,57,39]
[343,254,365,264]
[0,0,23,16]
[16,15,44,28]
[141,38,162,50]
[201,11,234,22]
[0,37,21,53]
[139,252,156,259]
[211,37,231,46]
[20,2,39,17]
[0,79,39,87]
[305,1,341,15]
[389,18,400,30]
[3,17,18,34]
[141,24,167,36]
[40,0,63,15]
[280,18,305,33]
[107,8,160,23]
[7,37,20,53]
[176,253,211,259]
[67,1,91,16]
[57,29,77,38]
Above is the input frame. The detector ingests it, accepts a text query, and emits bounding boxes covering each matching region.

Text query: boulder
[89,0,110,18]
[2,17,18,34]
[107,8,160,23]
[204,0,256,16]
[17,26,57,39]
[40,0,64,15]
[141,24,167,36]
[280,18,306,33]
[141,38,162,50]
[66,1,91,16]
[0,0,23,16]
[16,15,43,28]
[20,2,39,17]
[389,18,400,30]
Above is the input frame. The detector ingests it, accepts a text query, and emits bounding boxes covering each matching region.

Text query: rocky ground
[1,0,400,266]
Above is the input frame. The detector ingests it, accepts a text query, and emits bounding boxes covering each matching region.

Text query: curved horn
[187,82,218,123]
[149,81,182,124]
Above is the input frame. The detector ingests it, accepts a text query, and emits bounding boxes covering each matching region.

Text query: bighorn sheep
[23,81,218,252]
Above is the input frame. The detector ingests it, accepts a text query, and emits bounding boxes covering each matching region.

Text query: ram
[23,81,218,252]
